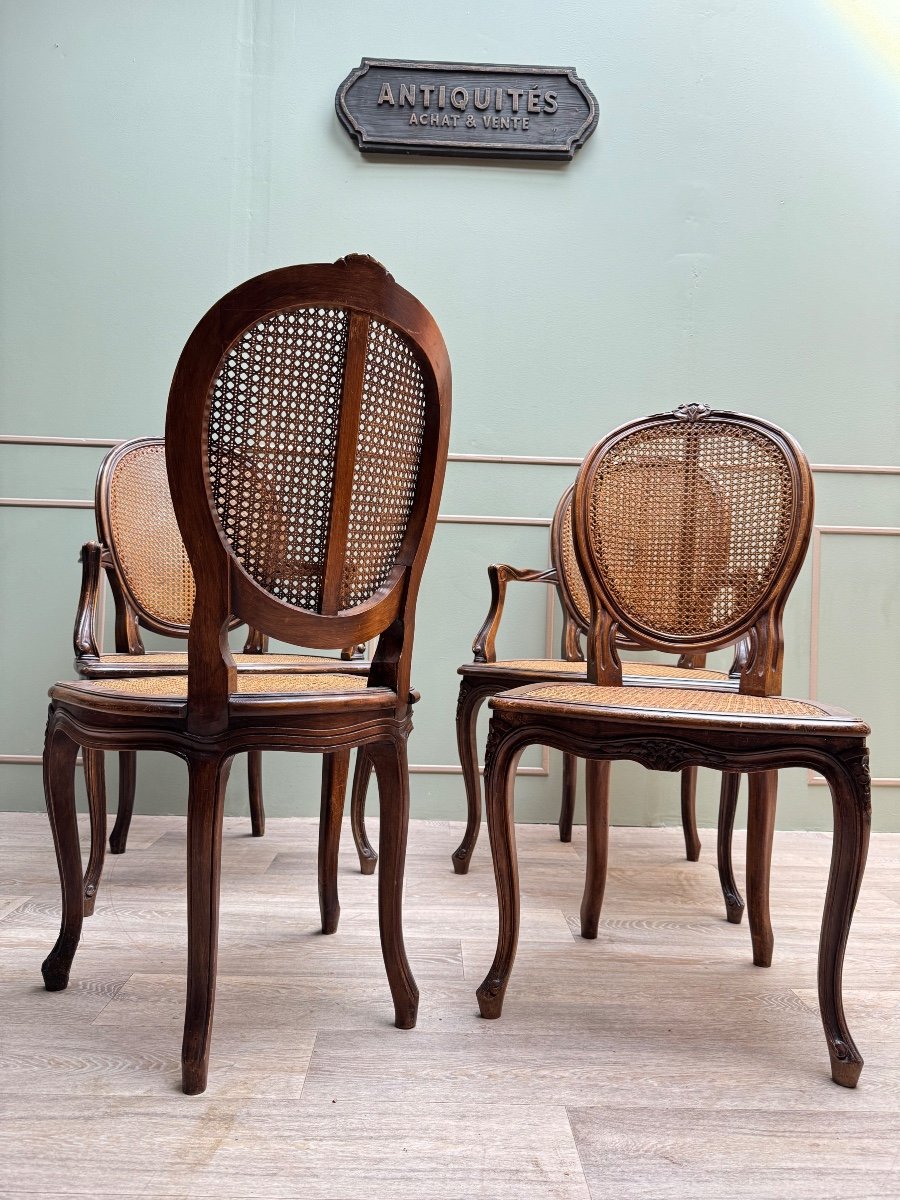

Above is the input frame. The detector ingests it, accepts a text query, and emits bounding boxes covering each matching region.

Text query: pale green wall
[1,0,898,831]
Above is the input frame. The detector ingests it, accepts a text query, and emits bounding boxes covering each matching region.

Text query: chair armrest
[471,563,558,664]
[74,542,102,661]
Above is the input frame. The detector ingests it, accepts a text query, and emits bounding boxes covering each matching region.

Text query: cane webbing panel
[586,421,795,638]
[517,683,826,718]
[341,320,427,608]
[98,652,351,667]
[557,497,590,628]
[206,308,427,615]
[491,659,729,681]
[68,673,371,699]
[107,443,195,627]
[207,307,349,611]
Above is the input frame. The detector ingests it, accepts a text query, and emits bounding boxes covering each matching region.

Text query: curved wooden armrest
[74,542,102,662]
[471,563,558,664]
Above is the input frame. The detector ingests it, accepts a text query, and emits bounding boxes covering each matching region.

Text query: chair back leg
[82,748,107,916]
[319,749,350,933]
[747,770,777,967]
[350,748,377,874]
[717,772,744,923]
[247,751,265,837]
[108,750,136,854]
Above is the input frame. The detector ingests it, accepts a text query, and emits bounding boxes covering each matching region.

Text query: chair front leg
[247,751,265,837]
[350,748,377,874]
[558,753,577,843]
[580,759,610,939]
[182,753,233,1096]
[747,769,777,967]
[476,720,525,1020]
[82,749,106,916]
[818,746,870,1088]
[318,749,350,934]
[451,679,492,874]
[108,750,136,854]
[680,766,701,861]
[41,716,83,991]
[369,737,418,1029]
[717,771,744,924]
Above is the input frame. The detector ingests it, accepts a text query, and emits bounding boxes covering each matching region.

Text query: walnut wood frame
[476,407,872,1088]
[42,255,451,1094]
[451,485,747,927]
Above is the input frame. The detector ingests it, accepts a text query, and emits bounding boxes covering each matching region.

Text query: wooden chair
[452,483,747,923]
[73,436,369,912]
[476,404,871,1088]
[41,254,451,1094]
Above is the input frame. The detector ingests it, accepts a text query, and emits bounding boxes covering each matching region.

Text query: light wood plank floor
[2,810,899,1198]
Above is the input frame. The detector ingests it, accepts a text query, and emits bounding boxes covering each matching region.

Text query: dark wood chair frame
[41,255,451,1094]
[451,484,747,927]
[72,436,371,913]
[476,405,871,1088]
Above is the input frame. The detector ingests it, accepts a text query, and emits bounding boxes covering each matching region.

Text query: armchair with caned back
[41,254,451,1094]
[73,436,370,915]
[451,481,748,924]
[476,405,871,1087]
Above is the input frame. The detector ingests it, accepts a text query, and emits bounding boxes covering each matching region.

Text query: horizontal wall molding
[808,524,900,788]
[2,435,898,474]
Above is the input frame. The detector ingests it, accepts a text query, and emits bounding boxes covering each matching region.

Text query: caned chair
[451,483,748,924]
[41,254,451,1094]
[73,436,369,912]
[476,405,871,1088]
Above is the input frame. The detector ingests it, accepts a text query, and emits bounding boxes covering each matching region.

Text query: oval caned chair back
[165,256,451,730]
[96,438,196,635]
[573,405,814,695]
[550,485,591,633]
[207,308,428,614]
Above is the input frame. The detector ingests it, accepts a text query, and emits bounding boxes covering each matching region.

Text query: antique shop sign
[336,60,598,160]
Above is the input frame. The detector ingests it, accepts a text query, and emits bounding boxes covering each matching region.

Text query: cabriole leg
[319,749,350,934]
[370,737,418,1029]
[247,751,265,837]
[680,766,701,861]
[717,771,744,924]
[41,716,83,991]
[451,680,492,874]
[580,759,610,939]
[82,749,106,916]
[747,769,777,967]
[350,748,377,875]
[559,753,577,843]
[181,753,233,1096]
[109,750,136,854]
[476,722,526,1020]
[819,748,870,1087]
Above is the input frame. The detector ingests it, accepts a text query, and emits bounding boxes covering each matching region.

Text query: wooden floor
[2,809,900,1198]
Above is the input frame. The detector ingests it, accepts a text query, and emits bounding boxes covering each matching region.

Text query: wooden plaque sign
[336,59,598,161]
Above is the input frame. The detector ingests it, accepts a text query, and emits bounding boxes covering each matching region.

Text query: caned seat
[73,436,372,908]
[453,483,750,927]
[476,405,872,1089]
[494,682,867,734]
[40,255,451,1094]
